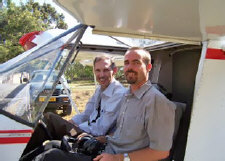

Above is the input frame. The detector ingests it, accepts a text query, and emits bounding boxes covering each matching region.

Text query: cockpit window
[0,39,69,124]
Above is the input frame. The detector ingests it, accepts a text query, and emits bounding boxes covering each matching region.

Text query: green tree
[64,62,94,81]
[0,0,68,63]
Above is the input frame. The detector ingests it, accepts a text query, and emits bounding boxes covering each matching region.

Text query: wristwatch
[123,153,131,161]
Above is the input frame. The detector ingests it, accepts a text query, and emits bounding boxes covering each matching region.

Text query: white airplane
[0,0,225,160]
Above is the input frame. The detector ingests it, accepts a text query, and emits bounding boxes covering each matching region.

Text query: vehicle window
[32,74,44,82]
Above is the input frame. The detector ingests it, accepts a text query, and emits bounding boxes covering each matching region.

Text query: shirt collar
[126,80,152,99]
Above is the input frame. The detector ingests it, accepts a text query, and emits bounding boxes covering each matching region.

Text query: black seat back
[161,101,186,161]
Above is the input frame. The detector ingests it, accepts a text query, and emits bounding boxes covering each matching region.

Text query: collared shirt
[72,79,126,136]
[105,81,176,154]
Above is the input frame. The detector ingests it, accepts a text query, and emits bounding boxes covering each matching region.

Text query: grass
[63,81,96,120]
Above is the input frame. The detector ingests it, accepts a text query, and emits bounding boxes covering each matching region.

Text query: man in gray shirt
[33,47,175,161]
[95,47,175,161]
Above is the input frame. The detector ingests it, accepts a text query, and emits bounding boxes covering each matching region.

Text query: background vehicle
[30,70,72,116]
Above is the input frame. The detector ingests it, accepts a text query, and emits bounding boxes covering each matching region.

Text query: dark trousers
[33,148,92,161]
[22,112,83,156]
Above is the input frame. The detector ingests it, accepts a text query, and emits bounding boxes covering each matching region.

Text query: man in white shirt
[70,56,126,136]
[22,55,126,156]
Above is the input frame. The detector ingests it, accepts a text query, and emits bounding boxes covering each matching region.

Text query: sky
[13,0,78,28]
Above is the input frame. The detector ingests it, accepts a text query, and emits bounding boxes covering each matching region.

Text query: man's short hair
[126,47,151,65]
[93,55,116,69]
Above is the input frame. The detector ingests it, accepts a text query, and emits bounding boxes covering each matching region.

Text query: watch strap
[123,153,130,161]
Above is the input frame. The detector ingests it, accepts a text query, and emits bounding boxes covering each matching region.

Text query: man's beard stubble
[125,69,138,84]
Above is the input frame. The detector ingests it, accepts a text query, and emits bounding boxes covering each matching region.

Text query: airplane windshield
[0,47,68,124]
[0,25,86,125]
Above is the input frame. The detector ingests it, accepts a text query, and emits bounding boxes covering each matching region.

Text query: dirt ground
[63,81,95,120]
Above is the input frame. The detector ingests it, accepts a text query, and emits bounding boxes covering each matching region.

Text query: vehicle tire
[63,105,72,116]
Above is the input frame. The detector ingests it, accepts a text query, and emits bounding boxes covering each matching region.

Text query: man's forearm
[94,148,169,161]
[124,147,169,161]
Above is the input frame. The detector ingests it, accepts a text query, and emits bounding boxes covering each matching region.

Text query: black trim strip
[0,109,34,128]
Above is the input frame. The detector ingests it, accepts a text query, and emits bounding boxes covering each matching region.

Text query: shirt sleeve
[147,94,176,151]
[80,91,124,136]
[71,94,95,125]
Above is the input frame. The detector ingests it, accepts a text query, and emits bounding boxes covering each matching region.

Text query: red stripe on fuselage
[0,137,31,144]
[0,130,33,133]
[206,48,225,60]
[0,130,33,144]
